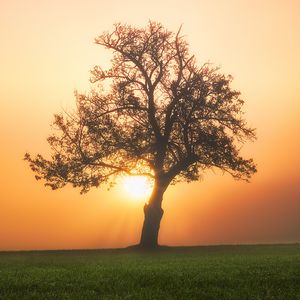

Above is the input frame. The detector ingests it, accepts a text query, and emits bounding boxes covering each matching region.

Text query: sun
[121,176,152,200]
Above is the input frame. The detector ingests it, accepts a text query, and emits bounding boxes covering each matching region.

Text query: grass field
[0,244,299,299]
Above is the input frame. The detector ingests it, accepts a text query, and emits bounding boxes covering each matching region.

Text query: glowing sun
[122,176,152,200]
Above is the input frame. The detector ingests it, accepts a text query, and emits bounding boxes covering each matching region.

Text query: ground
[0,244,299,299]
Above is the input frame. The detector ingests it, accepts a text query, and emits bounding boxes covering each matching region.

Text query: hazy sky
[1,0,299,250]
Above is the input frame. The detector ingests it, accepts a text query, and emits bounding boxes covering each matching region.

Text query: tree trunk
[139,181,166,248]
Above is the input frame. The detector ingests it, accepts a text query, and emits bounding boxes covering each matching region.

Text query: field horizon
[1,242,300,254]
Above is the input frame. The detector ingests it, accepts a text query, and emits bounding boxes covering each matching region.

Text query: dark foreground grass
[0,244,299,299]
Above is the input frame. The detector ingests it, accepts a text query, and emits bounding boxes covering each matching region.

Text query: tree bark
[139,181,167,248]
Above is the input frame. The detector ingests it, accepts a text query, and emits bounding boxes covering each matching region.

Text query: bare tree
[25,22,256,248]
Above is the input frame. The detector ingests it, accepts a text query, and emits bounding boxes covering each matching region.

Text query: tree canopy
[25,21,256,194]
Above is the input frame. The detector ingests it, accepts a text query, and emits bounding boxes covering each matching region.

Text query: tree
[25,21,256,248]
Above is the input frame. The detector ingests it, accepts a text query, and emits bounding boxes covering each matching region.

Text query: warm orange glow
[0,0,299,250]
[121,176,152,201]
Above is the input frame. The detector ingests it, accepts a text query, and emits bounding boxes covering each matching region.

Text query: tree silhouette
[25,22,256,248]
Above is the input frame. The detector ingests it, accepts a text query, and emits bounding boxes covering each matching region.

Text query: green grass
[0,244,299,299]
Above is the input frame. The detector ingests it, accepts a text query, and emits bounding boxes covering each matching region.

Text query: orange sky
[0,0,300,250]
